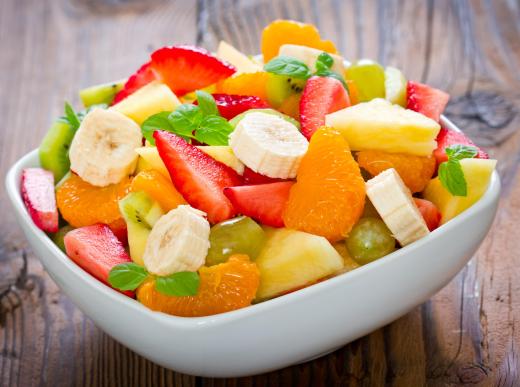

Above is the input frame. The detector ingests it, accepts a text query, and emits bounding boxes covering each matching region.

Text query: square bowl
[5,116,500,377]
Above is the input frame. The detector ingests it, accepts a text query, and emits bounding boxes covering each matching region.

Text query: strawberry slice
[154,130,242,223]
[243,167,287,185]
[414,198,441,231]
[21,168,59,233]
[64,224,134,297]
[224,182,294,227]
[406,81,450,122]
[434,127,488,165]
[194,94,269,119]
[113,62,157,104]
[299,76,350,140]
[151,45,236,96]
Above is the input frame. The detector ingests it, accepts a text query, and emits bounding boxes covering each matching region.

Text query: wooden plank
[0,0,519,386]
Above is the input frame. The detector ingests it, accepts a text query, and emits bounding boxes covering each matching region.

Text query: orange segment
[137,255,260,317]
[216,72,269,101]
[345,80,359,105]
[357,150,436,193]
[56,174,131,228]
[261,20,337,62]
[130,170,186,212]
[283,127,365,242]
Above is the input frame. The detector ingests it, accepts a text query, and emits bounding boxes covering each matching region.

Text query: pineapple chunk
[217,41,262,73]
[278,44,345,75]
[255,228,343,300]
[423,158,496,224]
[325,99,440,156]
[111,81,181,125]
[135,145,245,178]
[135,147,170,178]
[196,146,244,175]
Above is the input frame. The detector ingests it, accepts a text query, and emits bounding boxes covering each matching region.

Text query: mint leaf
[108,263,148,291]
[155,271,200,296]
[445,144,478,161]
[438,160,467,196]
[264,56,312,79]
[142,111,175,145]
[64,102,81,131]
[315,52,334,72]
[196,90,219,116]
[168,104,203,138]
[195,115,233,145]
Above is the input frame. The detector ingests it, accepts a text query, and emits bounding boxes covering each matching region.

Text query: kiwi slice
[265,73,306,108]
[118,192,164,265]
[229,108,300,129]
[79,80,125,107]
[39,120,75,182]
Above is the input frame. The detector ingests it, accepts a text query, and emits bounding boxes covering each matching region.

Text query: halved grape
[346,217,396,264]
[345,59,385,102]
[206,216,266,266]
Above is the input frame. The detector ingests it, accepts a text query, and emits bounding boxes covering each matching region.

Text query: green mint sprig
[61,102,109,131]
[264,52,348,90]
[141,90,233,146]
[438,144,478,196]
[108,263,200,297]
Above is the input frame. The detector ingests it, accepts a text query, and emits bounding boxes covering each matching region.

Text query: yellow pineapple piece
[255,228,343,300]
[325,98,440,156]
[217,41,262,73]
[135,145,245,178]
[423,158,496,224]
[111,81,181,125]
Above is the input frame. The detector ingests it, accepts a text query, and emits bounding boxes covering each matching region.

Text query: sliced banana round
[229,112,308,179]
[143,205,210,276]
[69,108,142,187]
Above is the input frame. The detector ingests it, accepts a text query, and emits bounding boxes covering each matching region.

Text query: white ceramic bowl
[5,116,500,377]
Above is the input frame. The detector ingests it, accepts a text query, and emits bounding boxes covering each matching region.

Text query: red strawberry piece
[243,166,287,185]
[224,182,294,227]
[194,94,269,119]
[113,62,157,104]
[151,45,236,96]
[434,127,489,165]
[64,224,134,297]
[154,130,243,223]
[21,168,59,233]
[414,198,441,231]
[406,81,450,122]
[299,76,350,140]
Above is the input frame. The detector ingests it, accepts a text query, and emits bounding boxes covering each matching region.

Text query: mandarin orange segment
[56,174,131,228]
[216,72,269,101]
[137,255,260,317]
[283,127,365,242]
[278,93,301,119]
[261,20,337,62]
[345,80,359,105]
[130,170,186,212]
[357,150,436,193]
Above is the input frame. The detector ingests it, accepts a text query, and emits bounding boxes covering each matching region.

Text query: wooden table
[0,0,519,385]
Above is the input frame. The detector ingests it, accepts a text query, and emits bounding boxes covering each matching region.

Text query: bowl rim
[5,115,501,329]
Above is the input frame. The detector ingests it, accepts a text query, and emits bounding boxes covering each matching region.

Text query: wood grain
[0,0,519,385]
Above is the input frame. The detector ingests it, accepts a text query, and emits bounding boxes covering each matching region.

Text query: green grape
[345,59,385,102]
[206,216,266,266]
[346,217,396,265]
[52,225,74,252]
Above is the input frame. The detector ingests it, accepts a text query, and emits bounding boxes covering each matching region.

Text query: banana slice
[69,108,142,187]
[229,112,308,179]
[143,205,210,276]
[366,168,429,246]
[278,44,345,75]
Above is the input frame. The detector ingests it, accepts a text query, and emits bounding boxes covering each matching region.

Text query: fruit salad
[22,20,497,317]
